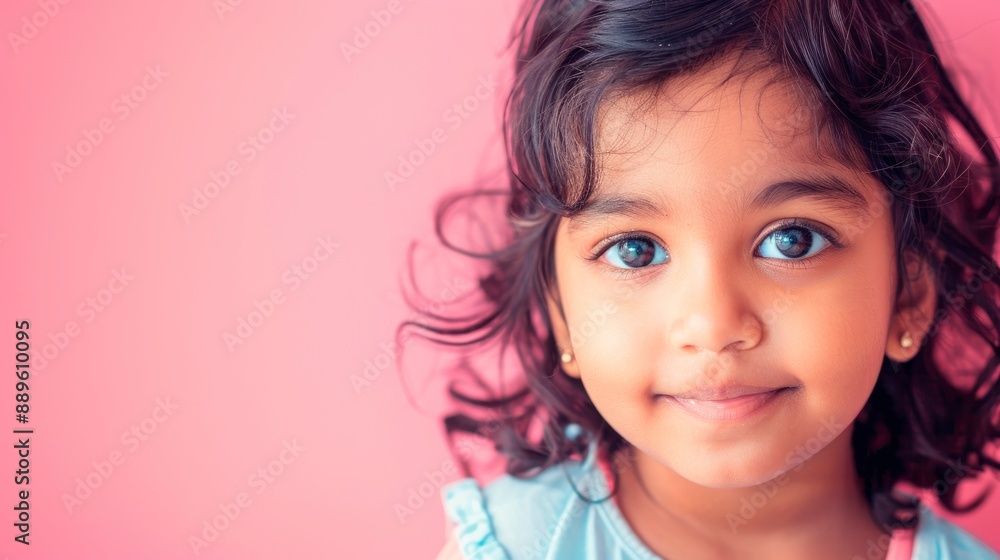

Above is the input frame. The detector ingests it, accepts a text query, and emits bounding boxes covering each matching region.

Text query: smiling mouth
[655,387,795,421]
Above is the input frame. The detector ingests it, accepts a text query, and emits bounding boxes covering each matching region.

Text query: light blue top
[440,434,999,560]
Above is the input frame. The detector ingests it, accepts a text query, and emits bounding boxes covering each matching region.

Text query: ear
[885,250,938,362]
[545,284,581,378]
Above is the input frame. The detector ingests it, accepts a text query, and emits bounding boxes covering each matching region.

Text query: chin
[662,451,796,489]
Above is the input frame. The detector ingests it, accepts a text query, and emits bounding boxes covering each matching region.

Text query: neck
[612,426,890,559]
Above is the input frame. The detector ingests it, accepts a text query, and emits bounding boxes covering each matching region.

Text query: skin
[545,52,938,560]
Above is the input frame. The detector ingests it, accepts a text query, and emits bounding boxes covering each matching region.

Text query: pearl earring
[900,331,914,349]
[560,349,574,364]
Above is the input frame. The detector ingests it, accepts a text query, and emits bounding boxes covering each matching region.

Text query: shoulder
[913,506,1000,559]
[481,461,595,525]
[440,460,606,560]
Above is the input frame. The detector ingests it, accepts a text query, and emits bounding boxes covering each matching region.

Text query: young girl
[401,0,1000,558]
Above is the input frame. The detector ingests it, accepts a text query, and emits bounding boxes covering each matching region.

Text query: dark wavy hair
[397,0,1000,531]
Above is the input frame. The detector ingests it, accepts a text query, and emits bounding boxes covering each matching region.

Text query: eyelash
[586,218,844,280]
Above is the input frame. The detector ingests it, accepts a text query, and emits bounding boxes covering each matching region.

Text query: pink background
[0,1,997,558]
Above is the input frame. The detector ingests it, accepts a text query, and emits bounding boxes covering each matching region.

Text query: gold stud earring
[560,349,574,364]
[900,331,914,349]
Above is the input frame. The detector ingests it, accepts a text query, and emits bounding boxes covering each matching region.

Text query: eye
[598,236,670,269]
[589,219,842,276]
[757,221,836,260]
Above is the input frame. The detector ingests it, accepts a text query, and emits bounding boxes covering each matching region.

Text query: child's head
[545,49,917,492]
[405,0,1000,529]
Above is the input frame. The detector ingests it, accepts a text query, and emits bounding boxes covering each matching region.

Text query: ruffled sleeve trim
[442,479,511,560]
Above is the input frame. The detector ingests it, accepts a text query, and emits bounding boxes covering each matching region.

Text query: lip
[656,387,792,421]
[670,384,787,401]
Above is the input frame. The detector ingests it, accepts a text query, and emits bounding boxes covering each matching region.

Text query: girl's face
[547,57,936,488]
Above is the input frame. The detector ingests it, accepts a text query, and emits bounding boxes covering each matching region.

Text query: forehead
[592,53,863,184]
[559,53,883,237]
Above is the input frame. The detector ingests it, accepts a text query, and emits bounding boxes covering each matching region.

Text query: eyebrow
[566,176,871,234]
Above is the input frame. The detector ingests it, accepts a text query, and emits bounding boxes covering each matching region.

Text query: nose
[668,254,763,354]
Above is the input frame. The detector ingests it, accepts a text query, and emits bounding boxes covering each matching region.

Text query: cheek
[781,255,895,414]
[568,301,659,429]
